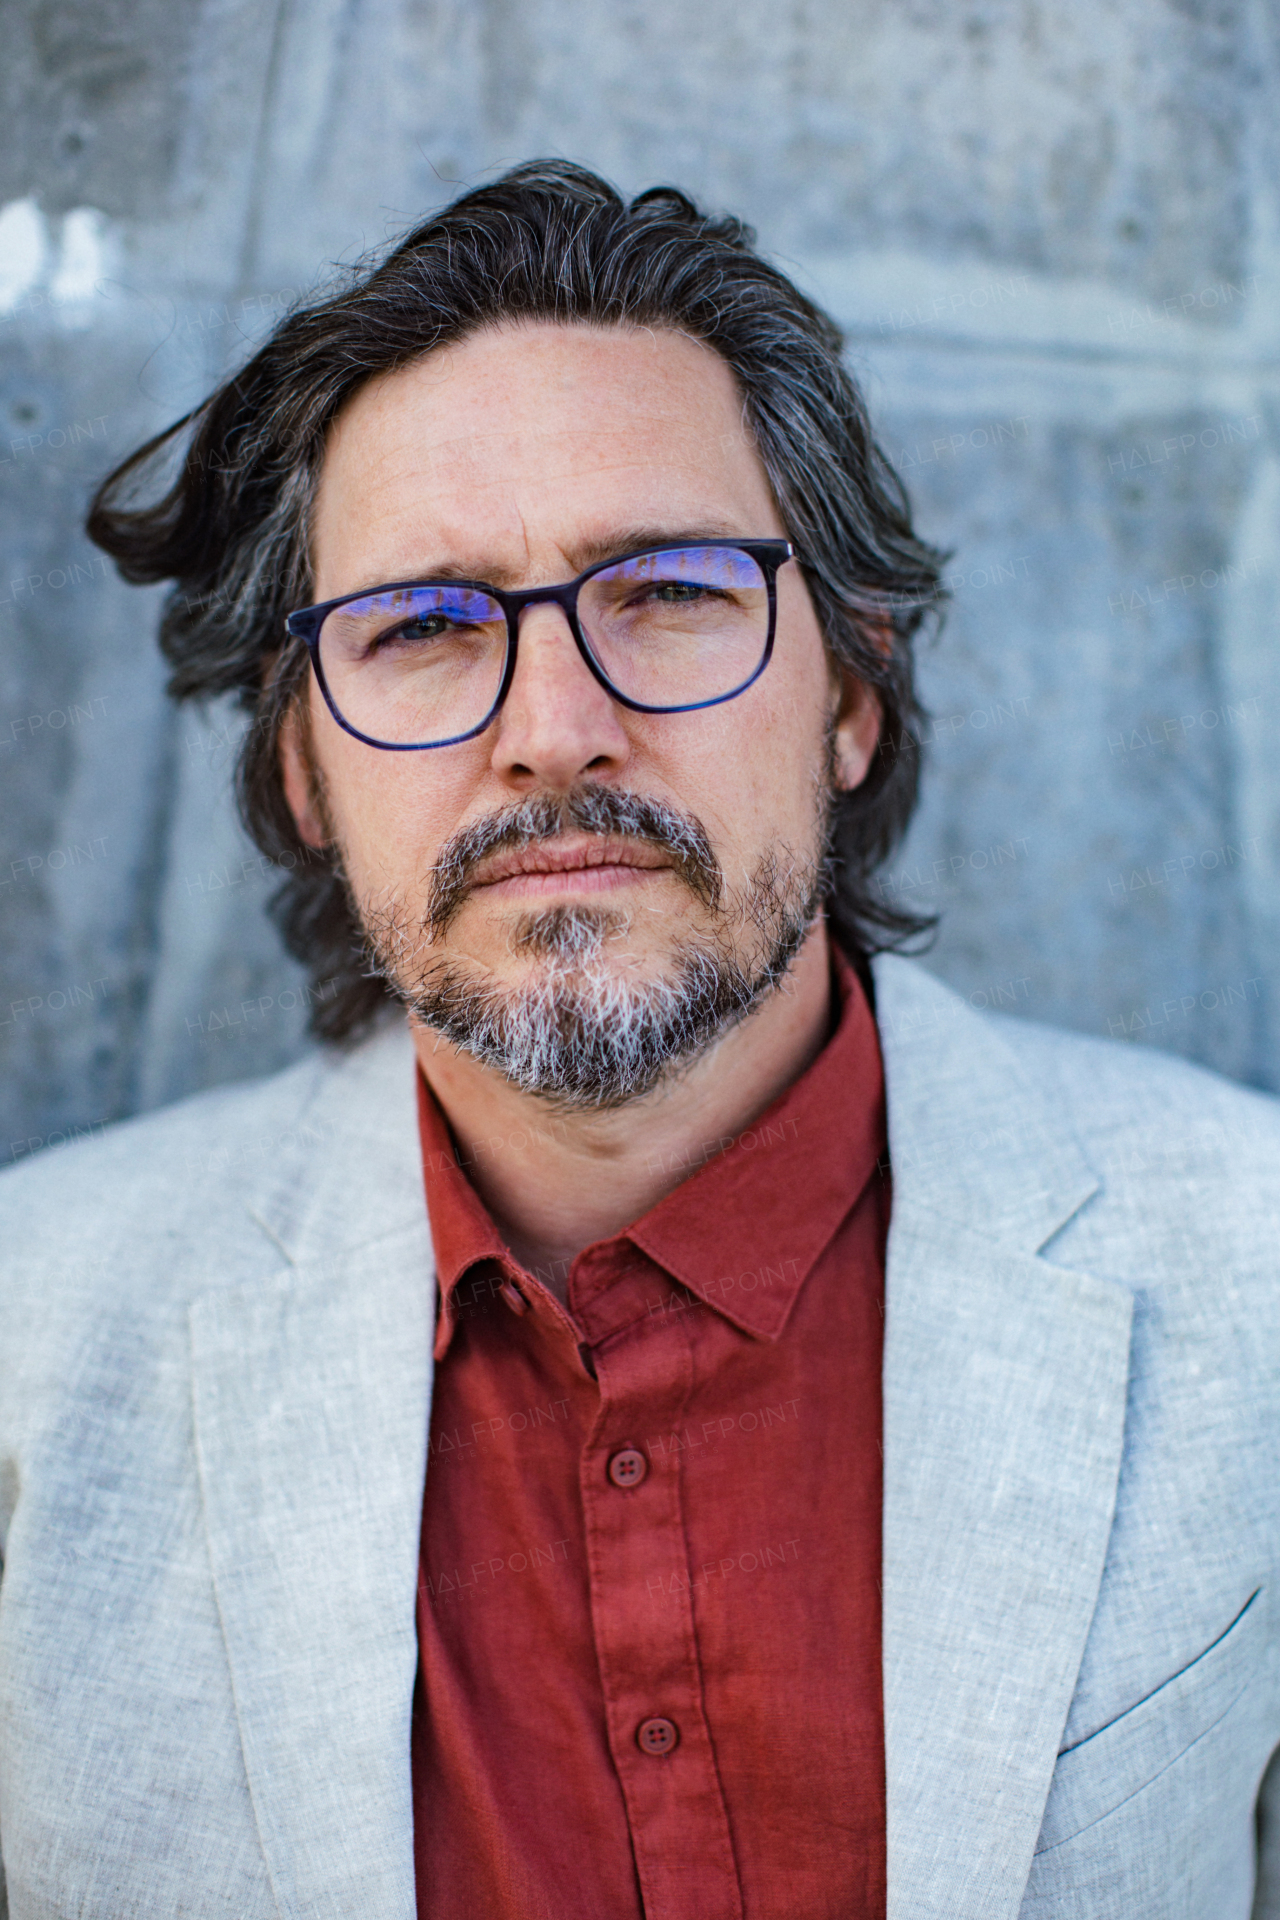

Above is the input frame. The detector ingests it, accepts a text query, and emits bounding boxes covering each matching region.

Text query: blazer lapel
[190,1022,434,1920]
[872,958,1134,1920]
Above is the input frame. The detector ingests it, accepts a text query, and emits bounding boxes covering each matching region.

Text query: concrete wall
[4,0,1279,1163]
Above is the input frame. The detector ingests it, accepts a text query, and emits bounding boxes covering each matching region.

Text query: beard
[350,785,831,1111]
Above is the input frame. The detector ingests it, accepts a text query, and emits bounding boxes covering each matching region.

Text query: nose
[488,600,633,792]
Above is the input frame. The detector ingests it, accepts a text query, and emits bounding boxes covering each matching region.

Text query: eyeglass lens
[315,545,770,748]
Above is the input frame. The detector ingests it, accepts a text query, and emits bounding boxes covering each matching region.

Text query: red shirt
[411,949,888,1919]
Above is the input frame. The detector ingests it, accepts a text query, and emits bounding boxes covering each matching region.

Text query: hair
[87,158,946,1042]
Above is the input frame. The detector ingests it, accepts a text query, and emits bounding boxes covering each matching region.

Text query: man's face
[283,322,878,1104]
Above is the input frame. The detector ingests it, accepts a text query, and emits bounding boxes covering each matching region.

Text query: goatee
[355,787,829,1110]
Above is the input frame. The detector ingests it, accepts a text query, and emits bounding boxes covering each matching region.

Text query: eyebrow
[350,525,754,596]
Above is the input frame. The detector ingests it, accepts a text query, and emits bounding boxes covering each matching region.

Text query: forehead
[309,322,783,596]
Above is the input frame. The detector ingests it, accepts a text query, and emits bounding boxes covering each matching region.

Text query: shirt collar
[416,942,885,1354]
[624,946,885,1339]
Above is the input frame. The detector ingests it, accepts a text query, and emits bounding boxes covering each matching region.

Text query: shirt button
[637,1716,679,1756]
[607,1447,648,1489]
[499,1281,529,1316]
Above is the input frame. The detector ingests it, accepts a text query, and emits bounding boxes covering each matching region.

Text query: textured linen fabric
[0,1022,434,1920]
[0,953,1278,1919]
[411,955,888,1920]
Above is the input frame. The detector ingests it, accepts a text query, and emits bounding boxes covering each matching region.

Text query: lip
[472,836,673,899]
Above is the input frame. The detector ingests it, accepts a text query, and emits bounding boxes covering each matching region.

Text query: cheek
[310,698,485,888]
[718,610,833,815]
[652,671,831,872]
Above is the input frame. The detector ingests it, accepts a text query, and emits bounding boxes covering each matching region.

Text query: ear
[832,665,883,793]
[278,698,331,850]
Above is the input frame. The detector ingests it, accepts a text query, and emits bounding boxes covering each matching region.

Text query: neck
[411,921,836,1297]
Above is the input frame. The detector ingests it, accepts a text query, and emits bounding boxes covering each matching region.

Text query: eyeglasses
[284,539,795,751]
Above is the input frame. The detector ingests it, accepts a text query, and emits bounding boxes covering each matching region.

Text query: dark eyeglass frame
[283,538,796,752]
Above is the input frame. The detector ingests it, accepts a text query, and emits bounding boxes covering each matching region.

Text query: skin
[281,322,880,1289]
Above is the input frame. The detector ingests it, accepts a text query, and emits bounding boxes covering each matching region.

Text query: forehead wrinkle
[334,402,715,506]
[324,350,748,509]
[321,444,745,580]
[353,436,724,512]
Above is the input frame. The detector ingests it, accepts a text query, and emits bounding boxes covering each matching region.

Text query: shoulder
[873,951,1280,1271]
[999,1013,1280,1279]
[1,1046,324,1269]
[0,1018,422,1564]
[0,1017,415,1318]
[979,991,1277,1139]
[873,950,1280,1146]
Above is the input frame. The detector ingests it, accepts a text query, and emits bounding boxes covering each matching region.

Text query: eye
[652,580,709,603]
[388,612,452,643]
[370,609,476,653]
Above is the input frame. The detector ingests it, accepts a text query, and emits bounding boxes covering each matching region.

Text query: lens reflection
[319,584,507,746]
[578,547,768,709]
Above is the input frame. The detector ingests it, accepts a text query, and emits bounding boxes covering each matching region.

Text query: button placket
[579,1319,743,1919]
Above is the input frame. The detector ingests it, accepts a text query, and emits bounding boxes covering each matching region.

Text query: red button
[637,1716,679,1756]
[499,1281,529,1316]
[607,1447,648,1488]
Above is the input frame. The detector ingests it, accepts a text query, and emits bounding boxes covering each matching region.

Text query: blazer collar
[871,953,1101,1250]
[245,1016,426,1269]
[873,955,1133,1920]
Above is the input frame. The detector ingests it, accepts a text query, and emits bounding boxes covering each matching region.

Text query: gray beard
[354,789,828,1111]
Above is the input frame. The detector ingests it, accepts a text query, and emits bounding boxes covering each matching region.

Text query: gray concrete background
[4,0,1280,1163]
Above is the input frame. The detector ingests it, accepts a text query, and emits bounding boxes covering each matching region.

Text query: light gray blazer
[1,954,1278,1920]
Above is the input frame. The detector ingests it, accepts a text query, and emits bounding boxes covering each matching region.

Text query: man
[0,161,1277,1920]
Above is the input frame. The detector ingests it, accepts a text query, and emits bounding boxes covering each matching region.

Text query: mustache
[425,787,723,936]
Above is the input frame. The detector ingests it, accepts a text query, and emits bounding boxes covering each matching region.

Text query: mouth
[471,836,675,901]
